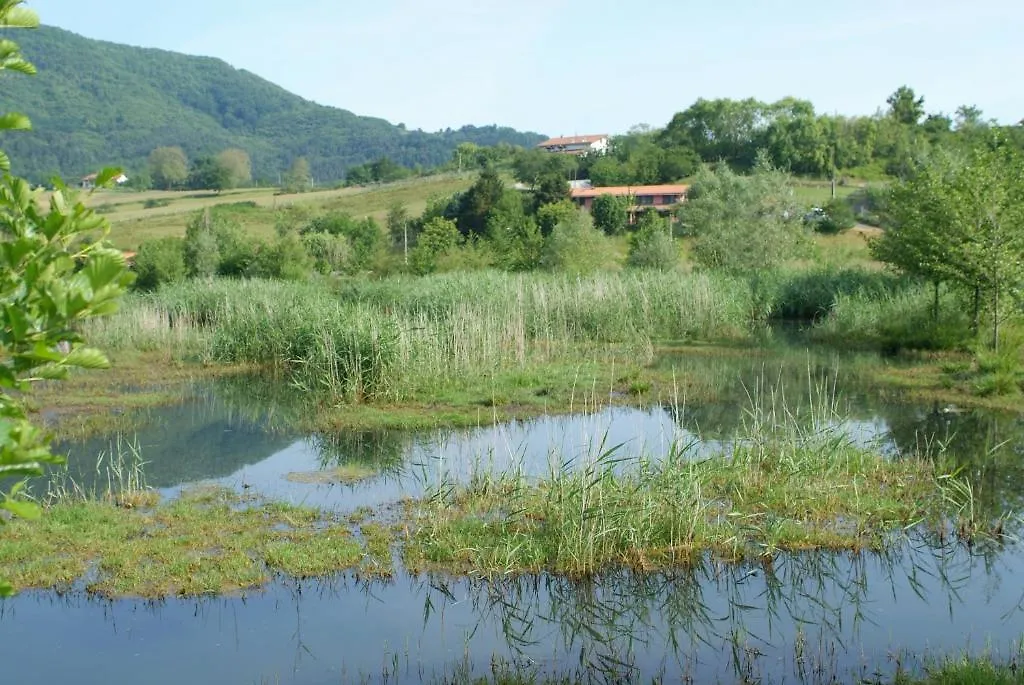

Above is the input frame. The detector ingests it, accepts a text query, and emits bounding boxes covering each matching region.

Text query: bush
[627,211,678,271]
[303,233,351,274]
[133,237,186,290]
[410,217,461,275]
[813,197,857,234]
[143,198,172,209]
[247,233,311,281]
[847,185,890,227]
[541,210,616,275]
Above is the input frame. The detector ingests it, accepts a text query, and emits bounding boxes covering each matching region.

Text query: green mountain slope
[0,26,544,183]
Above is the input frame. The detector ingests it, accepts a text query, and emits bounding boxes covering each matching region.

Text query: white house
[80,172,129,190]
[537,134,609,156]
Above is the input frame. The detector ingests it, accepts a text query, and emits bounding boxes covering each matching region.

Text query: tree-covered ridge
[0,25,545,184]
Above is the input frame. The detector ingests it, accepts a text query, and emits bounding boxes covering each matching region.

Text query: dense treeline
[459,88,1024,189]
[0,26,544,184]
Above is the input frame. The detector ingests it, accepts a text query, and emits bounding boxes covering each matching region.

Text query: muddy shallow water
[6,345,1024,683]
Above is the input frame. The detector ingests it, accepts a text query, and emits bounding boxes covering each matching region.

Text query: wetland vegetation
[4,4,1024,683]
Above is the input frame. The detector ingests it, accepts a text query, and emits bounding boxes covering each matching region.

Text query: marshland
[6,4,1024,682]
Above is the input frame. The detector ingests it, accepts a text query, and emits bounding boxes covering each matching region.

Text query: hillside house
[537,134,609,156]
[80,172,129,189]
[570,184,689,217]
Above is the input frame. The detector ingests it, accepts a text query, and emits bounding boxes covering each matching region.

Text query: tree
[215,148,252,188]
[532,170,570,209]
[536,200,579,237]
[386,202,410,264]
[187,156,232,192]
[680,157,807,273]
[887,86,925,126]
[410,217,461,275]
[283,156,311,192]
[183,210,221,278]
[875,142,1024,348]
[148,146,189,189]
[487,190,543,271]
[0,1,134,596]
[134,237,186,290]
[591,194,630,235]
[627,210,678,270]
[455,167,504,238]
[540,209,614,274]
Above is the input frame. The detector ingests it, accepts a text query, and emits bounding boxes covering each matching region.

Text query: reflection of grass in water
[404,394,985,576]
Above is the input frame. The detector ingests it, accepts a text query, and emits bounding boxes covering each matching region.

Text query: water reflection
[18,342,1024,682]
[2,538,1022,684]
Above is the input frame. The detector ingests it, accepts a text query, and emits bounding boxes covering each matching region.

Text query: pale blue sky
[31,0,1024,135]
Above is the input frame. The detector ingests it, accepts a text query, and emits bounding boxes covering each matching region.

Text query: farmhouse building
[537,134,610,155]
[570,184,689,214]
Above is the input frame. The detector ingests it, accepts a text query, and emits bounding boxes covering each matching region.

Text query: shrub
[247,233,311,281]
[133,237,186,291]
[813,197,857,234]
[410,217,461,275]
[143,198,172,209]
[303,233,352,274]
[591,194,630,236]
[541,210,616,275]
[627,211,678,271]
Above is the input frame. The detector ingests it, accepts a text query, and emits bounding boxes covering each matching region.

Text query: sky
[31,0,1024,136]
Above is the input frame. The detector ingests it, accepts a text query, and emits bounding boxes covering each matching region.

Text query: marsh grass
[285,463,380,485]
[403,394,971,576]
[2,438,375,598]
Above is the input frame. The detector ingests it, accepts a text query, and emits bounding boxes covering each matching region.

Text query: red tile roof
[570,184,689,200]
[538,134,608,148]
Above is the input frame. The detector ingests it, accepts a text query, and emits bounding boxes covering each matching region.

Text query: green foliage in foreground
[897,654,1024,685]
[0,2,132,597]
[404,415,962,576]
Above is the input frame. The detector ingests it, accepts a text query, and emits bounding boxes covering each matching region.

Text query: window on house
[638,195,654,206]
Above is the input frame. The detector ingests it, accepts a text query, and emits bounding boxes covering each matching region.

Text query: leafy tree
[283,156,311,192]
[187,156,233,192]
[302,212,381,272]
[247,232,310,280]
[540,209,614,274]
[532,170,569,209]
[386,202,409,249]
[303,233,351,274]
[133,237,186,290]
[215,148,252,188]
[0,2,133,597]
[487,190,543,271]
[627,210,678,270]
[455,167,504,238]
[182,210,221,278]
[680,157,807,273]
[814,197,857,234]
[148,146,189,189]
[410,216,461,275]
[875,142,1024,348]
[126,169,153,191]
[591,193,630,235]
[536,200,578,237]
[887,86,925,126]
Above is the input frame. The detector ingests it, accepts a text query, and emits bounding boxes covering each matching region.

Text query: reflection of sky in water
[192,407,905,513]
[22,346,1024,684]
[4,540,1024,684]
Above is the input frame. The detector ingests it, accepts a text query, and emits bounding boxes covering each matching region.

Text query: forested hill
[0,25,545,183]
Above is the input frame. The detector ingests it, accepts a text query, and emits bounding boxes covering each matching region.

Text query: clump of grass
[285,463,380,485]
[404,399,967,576]
[0,486,365,598]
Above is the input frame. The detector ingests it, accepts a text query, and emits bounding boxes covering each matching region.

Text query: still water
[4,346,1024,683]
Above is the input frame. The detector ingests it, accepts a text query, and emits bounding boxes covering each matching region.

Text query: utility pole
[403,220,409,266]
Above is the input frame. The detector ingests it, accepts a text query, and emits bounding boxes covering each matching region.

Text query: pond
[4,343,1024,684]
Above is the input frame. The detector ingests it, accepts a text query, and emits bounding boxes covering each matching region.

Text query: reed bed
[84,271,756,401]
[403,397,972,576]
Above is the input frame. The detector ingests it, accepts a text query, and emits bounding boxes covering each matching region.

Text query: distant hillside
[0,26,545,183]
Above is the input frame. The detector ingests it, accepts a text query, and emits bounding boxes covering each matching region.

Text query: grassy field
[791,180,860,208]
[90,174,478,249]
